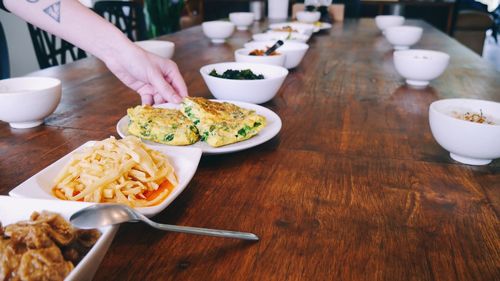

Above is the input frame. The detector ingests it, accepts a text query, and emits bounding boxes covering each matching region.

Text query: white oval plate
[252,32,310,43]
[269,21,332,33]
[9,142,202,217]
[316,22,333,30]
[269,22,318,34]
[116,100,282,155]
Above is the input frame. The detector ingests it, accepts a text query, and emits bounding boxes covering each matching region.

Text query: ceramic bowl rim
[200,62,289,83]
[0,77,61,97]
[430,98,500,129]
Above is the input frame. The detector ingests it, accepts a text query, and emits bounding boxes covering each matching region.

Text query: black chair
[453,10,494,54]
[341,0,361,18]
[451,0,495,54]
[94,1,147,42]
[0,20,9,79]
[27,24,87,69]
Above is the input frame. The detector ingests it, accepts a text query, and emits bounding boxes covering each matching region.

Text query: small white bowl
[253,31,310,43]
[200,62,288,104]
[394,49,450,87]
[384,26,423,50]
[244,40,309,69]
[429,99,500,165]
[234,48,286,67]
[0,196,118,281]
[296,11,321,23]
[0,77,61,129]
[135,40,175,59]
[202,21,235,44]
[229,12,254,31]
[375,15,405,31]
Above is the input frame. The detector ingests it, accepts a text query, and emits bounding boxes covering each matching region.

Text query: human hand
[104,46,188,105]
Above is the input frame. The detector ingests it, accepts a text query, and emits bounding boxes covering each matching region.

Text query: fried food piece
[128,105,199,145]
[1,212,101,281]
[17,246,74,281]
[181,97,266,147]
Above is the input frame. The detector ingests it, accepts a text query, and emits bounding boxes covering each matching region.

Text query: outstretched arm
[3,0,188,104]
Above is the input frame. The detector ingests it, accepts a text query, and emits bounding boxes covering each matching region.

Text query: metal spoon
[70,204,259,241]
[264,40,284,56]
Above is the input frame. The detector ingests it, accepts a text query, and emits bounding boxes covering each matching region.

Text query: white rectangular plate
[9,141,202,217]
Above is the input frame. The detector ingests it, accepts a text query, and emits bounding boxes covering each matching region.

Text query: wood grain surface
[0,19,499,281]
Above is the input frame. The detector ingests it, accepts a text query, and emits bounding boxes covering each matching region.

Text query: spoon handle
[144,220,259,241]
[264,40,284,56]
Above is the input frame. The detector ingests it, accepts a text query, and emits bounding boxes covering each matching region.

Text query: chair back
[0,20,9,79]
[180,0,204,29]
[343,0,360,18]
[27,24,87,69]
[94,1,147,41]
[453,10,494,54]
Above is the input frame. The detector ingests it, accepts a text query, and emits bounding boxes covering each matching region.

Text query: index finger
[162,61,188,98]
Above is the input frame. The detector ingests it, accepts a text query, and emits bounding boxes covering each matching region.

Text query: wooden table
[1,19,499,280]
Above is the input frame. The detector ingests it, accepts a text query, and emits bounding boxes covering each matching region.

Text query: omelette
[181,97,267,147]
[127,105,199,145]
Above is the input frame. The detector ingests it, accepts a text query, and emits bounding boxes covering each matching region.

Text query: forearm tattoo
[25,0,61,23]
[44,1,61,22]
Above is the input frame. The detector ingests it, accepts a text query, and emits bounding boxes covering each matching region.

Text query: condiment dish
[429,98,500,165]
[200,62,288,104]
[0,77,61,128]
[244,40,309,69]
[393,49,450,87]
[0,196,118,281]
[234,48,286,67]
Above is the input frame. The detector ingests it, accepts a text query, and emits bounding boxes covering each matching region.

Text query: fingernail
[173,95,182,103]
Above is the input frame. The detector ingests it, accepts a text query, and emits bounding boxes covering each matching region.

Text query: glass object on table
[268,0,290,19]
[250,1,265,21]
